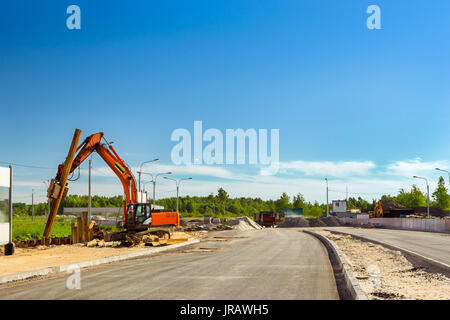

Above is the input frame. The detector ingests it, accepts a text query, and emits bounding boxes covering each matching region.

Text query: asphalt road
[0,228,339,300]
[327,227,450,266]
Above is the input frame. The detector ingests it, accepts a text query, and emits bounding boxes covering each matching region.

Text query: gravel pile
[307,218,327,227]
[319,216,345,226]
[278,217,310,228]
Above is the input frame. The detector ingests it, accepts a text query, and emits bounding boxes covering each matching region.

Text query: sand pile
[278,217,310,228]
[227,216,263,231]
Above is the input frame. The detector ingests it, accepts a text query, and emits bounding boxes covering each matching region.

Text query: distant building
[332,200,347,214]
[281,208,303,219]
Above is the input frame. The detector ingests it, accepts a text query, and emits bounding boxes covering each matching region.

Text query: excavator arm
[50,132,137,225]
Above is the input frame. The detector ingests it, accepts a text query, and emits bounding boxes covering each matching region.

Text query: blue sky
[0,1,449,204]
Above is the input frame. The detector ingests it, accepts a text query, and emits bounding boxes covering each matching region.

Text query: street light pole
[164,177,192,212]
[138,158,159,199]
[435,168,450,217]
[31,188,34,222]
[43,180,50,217]
[413,176,430,218]
[325,178,329,216]
[140,171,172,207]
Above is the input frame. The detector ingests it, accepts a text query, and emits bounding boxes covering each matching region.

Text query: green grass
[12,216,72,241]
[12,216,124,241]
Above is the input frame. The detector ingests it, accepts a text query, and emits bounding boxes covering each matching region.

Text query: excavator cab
[126,203,151,230]
[125,203,180,230]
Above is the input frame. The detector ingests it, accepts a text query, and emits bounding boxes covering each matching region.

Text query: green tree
[292,193,305,209]
[395,185,426,207]
[216,188,228,216]
[432,176,450,210]
[275,192,290,212]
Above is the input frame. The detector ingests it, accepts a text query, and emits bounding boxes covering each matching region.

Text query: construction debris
[278,216,344,228]
[315,230,450,300]
[278,217,310,228]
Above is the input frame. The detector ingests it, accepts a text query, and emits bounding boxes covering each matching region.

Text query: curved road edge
[303,230,367,300]
[325,229,450,277]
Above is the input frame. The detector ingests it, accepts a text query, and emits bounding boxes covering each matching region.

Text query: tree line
[12,176,449,217]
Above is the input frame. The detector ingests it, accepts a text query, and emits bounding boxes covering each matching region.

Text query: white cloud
[279,160,376,177]
[85,163,249,181]
[386,158,450,177]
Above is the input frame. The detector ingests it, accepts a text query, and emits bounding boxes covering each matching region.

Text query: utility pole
[325,178,329,216]
[31,189,34,221]
[88,158,92,221]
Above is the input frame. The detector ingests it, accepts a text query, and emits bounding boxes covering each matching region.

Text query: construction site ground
[0,231,204,278]
[0,228,339,300]
[313,228,450,300]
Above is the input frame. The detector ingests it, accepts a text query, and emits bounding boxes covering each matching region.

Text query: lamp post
[413,175,429,218]
[164,177,192,212]
[137,158,159,197]
[325,178,329,216]
[435,168,450,216]
[141,171,172,206]
[43,180,50,217]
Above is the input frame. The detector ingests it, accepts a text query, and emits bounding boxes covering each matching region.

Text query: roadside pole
[325,178,329,216]
[176,185,179,213]
[31,188,34,221]
[88,159,92,221]
[5,165,14,255]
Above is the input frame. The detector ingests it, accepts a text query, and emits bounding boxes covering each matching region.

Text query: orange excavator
[47,132,179,241]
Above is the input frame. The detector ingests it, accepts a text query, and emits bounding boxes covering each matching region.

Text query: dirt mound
[227,216,263,231]
[319,216,344,226]
[278,217,310,228]
[307,218,327,227]
[381,200,405,210]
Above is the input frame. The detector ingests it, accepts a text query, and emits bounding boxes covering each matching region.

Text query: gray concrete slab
[0,228,339,300]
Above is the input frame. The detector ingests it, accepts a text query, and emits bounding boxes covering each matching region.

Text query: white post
[31,189,34,221]
[5,165,14,255]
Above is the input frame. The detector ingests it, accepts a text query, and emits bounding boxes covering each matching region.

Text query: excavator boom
[50,132,138,226]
